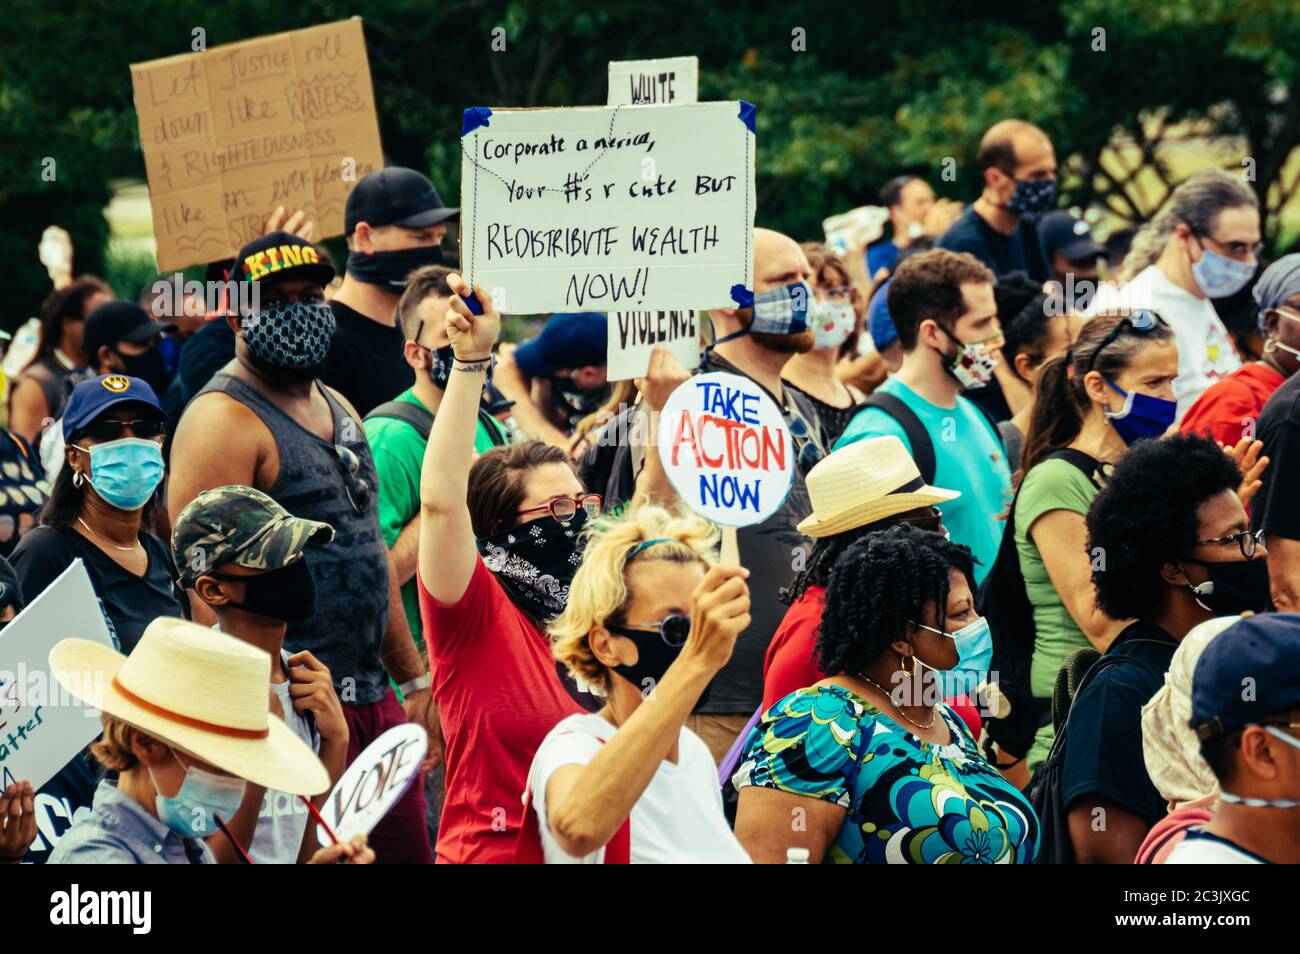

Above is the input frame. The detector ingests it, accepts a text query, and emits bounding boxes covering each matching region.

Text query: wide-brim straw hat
[796,435,960,538]
[49,617,329,796]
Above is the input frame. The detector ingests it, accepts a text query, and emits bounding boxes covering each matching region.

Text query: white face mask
[1264,307,1300,358]
[1218,725,1300,809]
[811,299,856,350]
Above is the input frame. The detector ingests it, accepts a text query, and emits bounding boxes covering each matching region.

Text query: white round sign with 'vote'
[317,723,428,846]
[655,371,794,528]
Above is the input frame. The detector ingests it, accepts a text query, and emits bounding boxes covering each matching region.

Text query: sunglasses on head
[1085,310,1162,373]
[80,418,165,442]
[606,614,691,647]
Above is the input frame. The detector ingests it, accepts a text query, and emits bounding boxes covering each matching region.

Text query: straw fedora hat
[49,617,329,796]
[796,435,960,538]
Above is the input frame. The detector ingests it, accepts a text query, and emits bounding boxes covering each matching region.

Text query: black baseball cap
[1038,210,1105,263]
[345,167,458,234]
[83,302,175,364]
[228,231,335,287]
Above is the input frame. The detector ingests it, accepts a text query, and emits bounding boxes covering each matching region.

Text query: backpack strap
[860,392,936,483]
[365,401,434,441]
[476,407,509,448]
[1043,447,1102,482]
[514,730,631,864]
[1043,643,1166,760]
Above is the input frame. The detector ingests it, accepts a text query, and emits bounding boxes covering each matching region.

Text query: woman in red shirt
[417,275,603,863]
[1180,254,1300,445]
[762,435,976,728]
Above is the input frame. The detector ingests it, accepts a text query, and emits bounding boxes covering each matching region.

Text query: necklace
[53,348,77,371]
[857,671,937,731]
[77,516,140,553]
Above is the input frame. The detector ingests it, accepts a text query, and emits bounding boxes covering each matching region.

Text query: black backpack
[1025,646,1160,864]
[365,400,508,448]
[974,448,1102,764]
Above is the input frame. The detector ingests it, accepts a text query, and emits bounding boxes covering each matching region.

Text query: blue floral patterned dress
[733,685,1040,863]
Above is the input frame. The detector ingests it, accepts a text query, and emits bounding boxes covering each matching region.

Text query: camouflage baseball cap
[172,485,335,588]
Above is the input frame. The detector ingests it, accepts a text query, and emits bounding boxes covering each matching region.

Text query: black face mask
[426,343,455,390]
[1182,557,1271,615]
[116,346,169,395]
[346,245,445,291]
[210,558,317,624]
[476,510,587,621]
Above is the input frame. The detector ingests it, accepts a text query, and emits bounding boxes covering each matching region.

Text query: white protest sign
[0,561,114,790]
[459,100,756,315]
[318,722,427,845]
[604,57,703,381]
[608,56,699,107]
[656,372,794,527]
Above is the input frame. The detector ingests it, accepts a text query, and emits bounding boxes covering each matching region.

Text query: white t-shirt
[1165,829,1267,864]
[527,713,751,864]
[1087,265,1240,421]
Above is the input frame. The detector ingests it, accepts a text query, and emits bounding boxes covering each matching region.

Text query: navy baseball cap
[345,167,458,234]
[63,374,164,440]
[83,302,175,365]
[515,313,609,378]
[1191,613,1300,740]
[868,279,897,351]
[1038,210,1105,263]
[229,231,335,287]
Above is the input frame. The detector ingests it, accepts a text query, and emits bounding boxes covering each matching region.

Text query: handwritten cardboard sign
[317,723,426,845]
[0,562,114,790]
[459,100,755,315]
[656,372,794,527]
[130,18,384,272]
[603,57,702,381]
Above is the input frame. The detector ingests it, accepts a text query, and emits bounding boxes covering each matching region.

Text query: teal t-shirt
[363,387,509,650]
[834,377,1011,584]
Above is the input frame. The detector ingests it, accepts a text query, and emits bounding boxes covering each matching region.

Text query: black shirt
[1252,372,1300,539]
[1061,619,1179,824]
[322,301,414,417]
[937,206,1049,283]
[9,525,184,653]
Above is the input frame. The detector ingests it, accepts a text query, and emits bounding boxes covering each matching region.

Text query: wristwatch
[398,673,432,696]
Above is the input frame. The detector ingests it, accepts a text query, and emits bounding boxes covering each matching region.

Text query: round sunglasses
[607,614,691,647]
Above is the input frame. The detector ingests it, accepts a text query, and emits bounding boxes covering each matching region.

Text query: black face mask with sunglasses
[607,613,709,705]
[477,507,591,619]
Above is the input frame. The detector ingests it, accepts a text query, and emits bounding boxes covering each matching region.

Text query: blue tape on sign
[730,284,754,309]
[463,289,484,315]
[462,107,493,137]
[738,101,756,133]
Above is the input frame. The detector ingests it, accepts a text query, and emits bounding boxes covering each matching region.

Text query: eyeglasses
[1084,310,1162,373]
[1197,234,1261,260]
[518,493,602,524]
[607,614,691,647]
[818,285,854,303]
[332,443,372,515]
[1197,528,1264,559]
[786,411,825,476]
[80,418,166,442]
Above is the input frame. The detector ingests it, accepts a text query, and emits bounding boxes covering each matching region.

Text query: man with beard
[323,167,459,416]
[595,227,825,764]
[167,231,434,864]
[835,249,1009,584]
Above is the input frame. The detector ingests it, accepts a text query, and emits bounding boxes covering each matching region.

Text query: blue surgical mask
[151,750,247,838]
[915,617,993,699]
[1103,379,1177,445]
[750,281,812,335]
[1191,243,1256,299]
[1005,178,1057,223]
[1218,726,1300,809]
[73,437,165,511]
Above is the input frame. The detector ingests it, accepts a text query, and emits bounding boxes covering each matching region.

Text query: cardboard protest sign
[317,723,427,845]
[656,372,794,528]
[0,561,114,790]
[130,18,384,272]
[459,100,756,315]
[607,56,699,107]
[603,57,703,381]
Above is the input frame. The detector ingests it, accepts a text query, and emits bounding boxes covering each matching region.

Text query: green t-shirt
[1013,455,1100,770]
[363,387,509,650]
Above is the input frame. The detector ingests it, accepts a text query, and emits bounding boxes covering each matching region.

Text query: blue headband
[627,538,672,559]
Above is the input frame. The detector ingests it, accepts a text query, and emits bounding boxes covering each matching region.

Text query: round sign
[317,723,428,846]
[655,371,794,528]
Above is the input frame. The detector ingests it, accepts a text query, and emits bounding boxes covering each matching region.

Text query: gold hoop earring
[900,653,915,676]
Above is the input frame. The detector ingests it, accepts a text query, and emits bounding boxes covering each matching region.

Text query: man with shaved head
[579,226,824,763]
[938,119,1056,283]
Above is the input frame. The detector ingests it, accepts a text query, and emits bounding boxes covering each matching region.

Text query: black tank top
[196,373,391,704]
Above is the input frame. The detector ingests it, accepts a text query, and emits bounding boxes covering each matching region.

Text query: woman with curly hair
[1062,433,1268,863]
[733,523,1039,864]
[520,506,752,863]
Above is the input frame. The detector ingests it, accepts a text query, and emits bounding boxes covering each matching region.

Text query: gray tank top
[197,373,390,705]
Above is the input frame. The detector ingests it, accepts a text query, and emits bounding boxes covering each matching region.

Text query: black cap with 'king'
[344,167,459,234]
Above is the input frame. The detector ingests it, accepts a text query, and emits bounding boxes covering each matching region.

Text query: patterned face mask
[476,509,588,619]
[1005,177,1057,223]
[243,302,336,378]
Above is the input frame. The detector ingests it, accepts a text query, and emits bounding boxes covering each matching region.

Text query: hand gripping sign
[656,372,794,532]
[317,723,427,845]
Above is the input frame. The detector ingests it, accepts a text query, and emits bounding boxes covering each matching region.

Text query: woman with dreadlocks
[757,436,984,737]
[733,523,1039,864]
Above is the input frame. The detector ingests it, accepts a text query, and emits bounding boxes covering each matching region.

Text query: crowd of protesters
[1,111,1298,868]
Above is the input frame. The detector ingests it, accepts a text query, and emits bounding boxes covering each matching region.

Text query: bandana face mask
[477,509,588,620]
[1005,177,1057,223]
[243,302,336,381]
